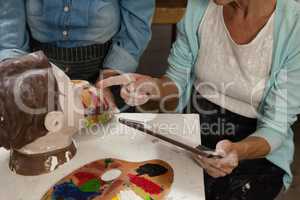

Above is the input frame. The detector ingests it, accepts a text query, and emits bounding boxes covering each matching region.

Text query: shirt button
[64,6,70,12]
[62,30,68,37]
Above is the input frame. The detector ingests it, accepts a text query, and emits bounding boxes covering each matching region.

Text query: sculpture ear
[44,111,66,133]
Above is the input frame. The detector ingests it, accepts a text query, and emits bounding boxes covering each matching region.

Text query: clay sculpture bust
[0,51,112,176]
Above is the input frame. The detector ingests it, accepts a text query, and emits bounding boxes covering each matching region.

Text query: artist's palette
[41,159,174,200]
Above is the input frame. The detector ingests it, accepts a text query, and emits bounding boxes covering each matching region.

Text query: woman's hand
[193,140,239,178]
[95,70,120,111]
[93,83,117,112]
[101,87,117,111]
[97,73,161,106]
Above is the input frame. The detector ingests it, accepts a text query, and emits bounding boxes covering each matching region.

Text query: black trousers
[31,40,133,112]
[190,94,285,200]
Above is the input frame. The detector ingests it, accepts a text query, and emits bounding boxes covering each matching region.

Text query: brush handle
[119,118,222,159]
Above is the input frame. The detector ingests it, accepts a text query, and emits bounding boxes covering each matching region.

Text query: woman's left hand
[193,140,239,178]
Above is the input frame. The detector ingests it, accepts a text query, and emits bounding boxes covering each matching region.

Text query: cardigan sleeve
[252,49,300,152]
[165,0,209,112]
[165,0,202,112]
[165,19,194,98]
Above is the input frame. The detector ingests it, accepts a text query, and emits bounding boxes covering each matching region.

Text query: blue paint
[52,182,100,200]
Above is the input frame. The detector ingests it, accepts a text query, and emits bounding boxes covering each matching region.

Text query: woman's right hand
[97,73,161,106]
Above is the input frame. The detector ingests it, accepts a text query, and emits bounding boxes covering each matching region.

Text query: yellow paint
[131,186,159,200]
[112,196,119,200]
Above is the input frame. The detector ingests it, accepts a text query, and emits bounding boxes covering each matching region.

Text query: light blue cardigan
[166,0,300,189]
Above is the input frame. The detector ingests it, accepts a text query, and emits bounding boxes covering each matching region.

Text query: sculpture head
[0,51,113,175]
[0,52,111,175]
[0,51,59,150]
[0,51,81,175]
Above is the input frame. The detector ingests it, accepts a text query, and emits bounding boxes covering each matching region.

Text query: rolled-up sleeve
[252,50,300,152]
[103,0,155,73]
[0,0,29,62]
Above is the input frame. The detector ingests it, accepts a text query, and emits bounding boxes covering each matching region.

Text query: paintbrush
[118,118,222,159]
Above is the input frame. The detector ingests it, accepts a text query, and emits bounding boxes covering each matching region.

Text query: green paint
[104,158,113,168]
[79,179,101,193]
[97,112,111,124]
[145,195,152,200]
[84,112,111,128]
[84,119,93,128]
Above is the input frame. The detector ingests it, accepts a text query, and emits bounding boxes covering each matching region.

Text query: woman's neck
[229,0,276,19]
[222,0,276,44]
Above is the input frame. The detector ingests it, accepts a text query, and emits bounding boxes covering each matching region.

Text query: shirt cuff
[251,127,285,153]
[103,44,138,73]
[0,49,27,62]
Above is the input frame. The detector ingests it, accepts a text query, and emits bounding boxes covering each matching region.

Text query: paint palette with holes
[41,159,174,200]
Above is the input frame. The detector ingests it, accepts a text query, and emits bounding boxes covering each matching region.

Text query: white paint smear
[49,156,58,171]
[101,169,122,182]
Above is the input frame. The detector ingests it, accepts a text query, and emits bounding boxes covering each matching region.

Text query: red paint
[74,172,98,186]
[128,174,163,195]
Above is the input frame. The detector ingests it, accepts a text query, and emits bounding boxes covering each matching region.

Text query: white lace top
[195,0,274,118]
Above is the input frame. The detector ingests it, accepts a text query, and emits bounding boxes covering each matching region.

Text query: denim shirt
[0,0,155,73]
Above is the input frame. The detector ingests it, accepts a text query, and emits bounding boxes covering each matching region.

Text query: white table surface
[0,113,205,200]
